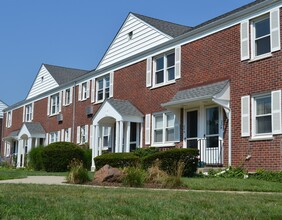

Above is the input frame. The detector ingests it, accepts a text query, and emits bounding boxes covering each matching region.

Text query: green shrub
[142,148,199,177]
[67,159,90,184]
[42,142,85,172]
[122,166,147,187]
[250,169,282,183]
[94,153,140,170]
[133,147,159,158]
[28,146,44,171]
[83,148,92,170]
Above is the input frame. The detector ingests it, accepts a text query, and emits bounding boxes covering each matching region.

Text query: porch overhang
[17,122,46,139]
[3,130,20,142]
[162,80,230,115]
[93,99,144,125]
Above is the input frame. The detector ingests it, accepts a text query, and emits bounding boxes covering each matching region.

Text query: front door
[186,110,198,149]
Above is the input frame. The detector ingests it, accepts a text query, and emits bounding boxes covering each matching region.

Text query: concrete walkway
[0,176,67,185]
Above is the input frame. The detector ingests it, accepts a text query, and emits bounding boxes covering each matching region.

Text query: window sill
[151,80,176,90]
[248,53,272,63]
[151,143,176,148]
[249,135,273,141]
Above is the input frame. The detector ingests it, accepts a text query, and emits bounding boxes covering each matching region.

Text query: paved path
[0,176,67,185]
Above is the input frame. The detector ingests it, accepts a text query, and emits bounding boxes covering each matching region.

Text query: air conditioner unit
[57,114,63,122]
[86,106,94,116]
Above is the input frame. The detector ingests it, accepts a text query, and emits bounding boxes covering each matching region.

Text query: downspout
[72,81,77,143]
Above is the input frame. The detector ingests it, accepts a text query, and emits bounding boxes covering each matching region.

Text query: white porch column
[125,122,131,153]
[17,140,23,168]
[27,138,32,153]
[35,138,39,148]
[140,122,143,148]
[91,125,99,171]
[119,121,124,152]
[115,121,120,153]
[98,126,103,156]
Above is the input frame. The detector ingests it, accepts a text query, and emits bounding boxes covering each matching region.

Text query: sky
[0,0,254,105]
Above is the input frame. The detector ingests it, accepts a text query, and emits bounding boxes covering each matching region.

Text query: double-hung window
[82,82,88,100]
[25,104,33,122]
[253,15,271,57]
[154,52,175,86]
[50,131,59,143]
[81,125,86,144]
[97,75,110,102]
[65,89,71,105]
[254,94,272,135]
[153,112,175,144]
[50,93,60,115]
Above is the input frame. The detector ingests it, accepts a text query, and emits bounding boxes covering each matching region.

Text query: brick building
[2,0,282,171]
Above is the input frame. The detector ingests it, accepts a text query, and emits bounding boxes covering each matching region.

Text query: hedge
[28,145,44,171]
[42,142,85,172]
[142,148,199,177]
[94,153,140,170]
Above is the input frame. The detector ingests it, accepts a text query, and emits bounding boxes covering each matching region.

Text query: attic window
[41,76,44,82]
[128,31,133,40]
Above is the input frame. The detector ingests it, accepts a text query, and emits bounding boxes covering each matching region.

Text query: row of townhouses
[1,0,282,171]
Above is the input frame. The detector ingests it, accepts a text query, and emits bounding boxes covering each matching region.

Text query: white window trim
[152,51,176,88]
[151,111,176,147]
[25,103,33,122]
[49,93,61,116]
[95,75,110,104]
[251,93,273,139]
[49,131,59,144]
[63,88,72,106]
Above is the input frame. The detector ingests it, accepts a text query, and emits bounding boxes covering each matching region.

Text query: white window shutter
[145,114,151,145]
[91,79,96,103]
[68,128,72,142]
[77,126,81,144]
[87,81,90,99]
[110,72,114,98]
[270,8,281,52]
[69,87,73,104]
[47,96,50,116]
[89,125,94,149]
[241,95,250,137]
[58,93,62,112]
[240,20,250,61]
[78,84,82,101]
[175,46,181,79]
[31,103,34,121]
[22,106,25,122]
[85,125,89,143]
[272,90,282,134]
[146,57,152,87]
[45,133,49,145]
[63,90,66,106]
[174,117,180,142]
[61,129,65,142]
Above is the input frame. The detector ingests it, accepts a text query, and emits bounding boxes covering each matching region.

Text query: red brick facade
[2,2,282,171]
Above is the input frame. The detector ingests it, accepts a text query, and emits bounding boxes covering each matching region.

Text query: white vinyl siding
[0,101,8,118]
[27,65,59,100]
[97,14,172,70]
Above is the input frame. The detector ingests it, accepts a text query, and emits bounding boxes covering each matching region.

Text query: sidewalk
[0,176,67,185]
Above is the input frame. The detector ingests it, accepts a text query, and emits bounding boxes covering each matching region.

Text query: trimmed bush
[94,153,140,170]
[142,148,199,177]
[133,147,159,158]
[42,142,85,172]
[28,146,44,171]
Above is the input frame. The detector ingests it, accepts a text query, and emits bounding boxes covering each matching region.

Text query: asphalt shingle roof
[44,64,89,85]
[24,122,46,135]
[163,80,229,106]
[132,13,192,38]
[107,99,144,117]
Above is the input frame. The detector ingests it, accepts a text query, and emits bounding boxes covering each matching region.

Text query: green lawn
[0,184,281,219]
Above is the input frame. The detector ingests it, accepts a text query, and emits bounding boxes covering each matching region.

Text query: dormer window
[128,31,133,40]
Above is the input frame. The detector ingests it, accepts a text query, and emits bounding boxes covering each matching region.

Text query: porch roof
[107,99,144,118]
[23,122,46,136]
[5,130,20,140]
[162,80,229,107]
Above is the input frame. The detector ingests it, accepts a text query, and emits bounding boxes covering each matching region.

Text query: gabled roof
[107,99,144,117]
[132,13,192,38]
[44,64,89,85]
[162,80,229,107]
[0,100,8,118]
[24,122,45,136]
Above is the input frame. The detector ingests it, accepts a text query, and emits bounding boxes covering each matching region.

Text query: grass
[0,184,281,219]
[183,177,282,192]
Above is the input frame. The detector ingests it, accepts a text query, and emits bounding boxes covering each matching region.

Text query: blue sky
[0,0,253,105]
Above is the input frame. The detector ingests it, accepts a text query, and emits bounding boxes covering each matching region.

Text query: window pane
[206,107,219,135]
[166,113,174,127]
[257,116,271,134]
[166,128,174,142]
[98,79,103,90]
[256,36,271,56]
[167,68,175,81]
[155,115,163,129]
[156,57,164,70]
[167,53,175,67]
[156,70,164,84]
[255,17,270,38]
[105,88,110,99]
[105,76,110,88]
[206,136,219,148]
[98,90,103,101]
[154,130,163,142]
[256,96,271,115]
